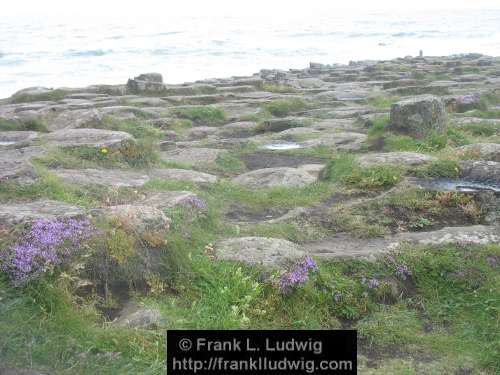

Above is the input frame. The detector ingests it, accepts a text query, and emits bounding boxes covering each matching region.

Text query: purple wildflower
[181,196,208,211]
[395,264,412,280]
[279,256,317,294]
[368,278,380,289]
[0,218,94,285]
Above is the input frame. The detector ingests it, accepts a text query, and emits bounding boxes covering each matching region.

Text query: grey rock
[160,148,223,166]
[0,146,46,184]
[134,73,163,83]
[455,143,500,162]
[232,167,317,189]
[303,132,367,151]
[215,237,305,268]
[115,302,163,329]
[0,200,85,226]
[51,169,150,187]
[105,204,171,233]
[460,160,500,184]
[357,152,437,168]
[48,108,103,131]
[149,168,217,184]
[141,191,207,211]
[390,95,447,138]
[43,128,134,150]
[0,131,39,145]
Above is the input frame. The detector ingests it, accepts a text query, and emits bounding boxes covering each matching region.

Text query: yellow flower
[100,147,108,155]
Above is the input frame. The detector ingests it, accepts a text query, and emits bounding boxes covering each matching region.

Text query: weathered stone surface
[114,302,163,329]
[0,200,85,226]
[444,93,484,113]
[141,191,207,211]
[215,237,305,268]
[0,146,46,184]
[160,148,223,166]
[306,225,500,260]
[0,131,39,145]
[259,118,307,133]
[185,126,218,139]
[149,168,218,184]
[232,167,317,189]
[134,73,163,83]
[390,95,447,138]
[460,160,500,183]
[48,108,103,131]
[296,164,325,179]
[105,204,171,233]
[357,152,437,168]
[303,132,367,151]
[455,143,500,162]
[51,169,150,187]
[219,121,260,137]
[43,128,134,149]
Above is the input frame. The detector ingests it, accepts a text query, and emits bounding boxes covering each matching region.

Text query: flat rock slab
[459,160,500,184]
[160,148,223,166]
[232,167,317,189]
[455,143,500,162]
[141,191,207,211]
[0,200,85,225]
[303,132,367,151]
[114,302,163,330]
[357,152,437,168]
[104,204,171,233]
[48,108,103,131]
[0,146,46,184]
[42,128,133,149]
[0,131,39,145]
[149,168,217,184]
[306,225,500,260]
[215,237,306,268]
[51,169,150,187]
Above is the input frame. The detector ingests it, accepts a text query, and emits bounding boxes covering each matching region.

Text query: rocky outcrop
[42,128,134,150]
[160,148,223,166]
[105,205,171,233]
[460,160,500,183]
[455,143,500,162]
[232,167,317,189]
[141,191,207,211]
[390,95,447,138]
[215,237,305,268]
[51,169,150,187]
[357,152,437,168]
[0,200,86,225]
[0,146,46,184]
[149,168,217,184]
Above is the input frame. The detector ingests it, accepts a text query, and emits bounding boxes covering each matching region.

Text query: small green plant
[172,106,226,125]
[261,83,297,93]
[409,217,434,230]
[367,116,390,138]
[0,118,48,132]
[262,98,306,117]
[367,96,398,110]
[342,165,402,190]
[10,89,67,103]
[459,122,500,137]
[321,154,358,182]
[416,159,461,178]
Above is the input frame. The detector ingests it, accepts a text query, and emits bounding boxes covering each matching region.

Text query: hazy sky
[3,0,500,18]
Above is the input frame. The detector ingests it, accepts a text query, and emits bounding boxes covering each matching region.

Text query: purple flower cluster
[361,277,380,289]
[0,218,94,285]
[395,265,412,280]
[279,256,317,294]
[181,196,208,211]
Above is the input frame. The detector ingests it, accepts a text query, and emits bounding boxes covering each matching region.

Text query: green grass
[0,118,49,132]
[322,154,401,190]
[260,83,297,93]
[366,96,398,110]
[414,159,461,178]
[463,109,500,119]
[171,106,226,125]
[10,89,68,104]
[458,122,500,137]
[261,98,307,117]
[37,140,159,170]
[98,117,163,139]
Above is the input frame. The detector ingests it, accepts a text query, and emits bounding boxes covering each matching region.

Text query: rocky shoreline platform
[1,54,500,374]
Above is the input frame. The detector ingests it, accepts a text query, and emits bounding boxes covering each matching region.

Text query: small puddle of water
[416,178,500,194]
[263,142,303,150]
[0,141,17,146]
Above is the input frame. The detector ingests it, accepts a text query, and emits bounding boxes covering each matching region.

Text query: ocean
[1,9,500,98]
